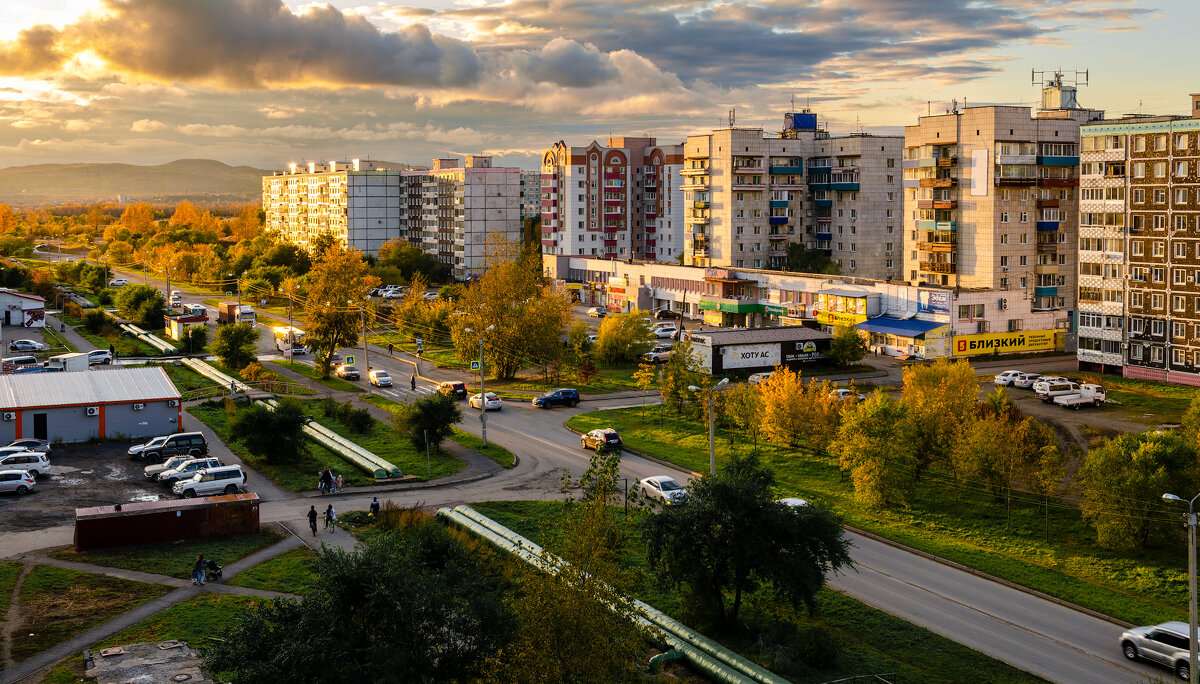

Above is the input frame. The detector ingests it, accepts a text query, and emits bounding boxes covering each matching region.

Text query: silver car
[1120,621,1193,680]
[639,475,688,505]
[0,469,35,495]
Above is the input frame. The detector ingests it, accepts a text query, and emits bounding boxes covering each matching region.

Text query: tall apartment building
[263,156,521,280]
[1077,94,1200,383]
[519,170,541,223]
[539,137,684,262]
[903,80,1102,338]
[682,113,903,278]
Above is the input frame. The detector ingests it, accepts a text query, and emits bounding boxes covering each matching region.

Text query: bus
[273,326,307,356]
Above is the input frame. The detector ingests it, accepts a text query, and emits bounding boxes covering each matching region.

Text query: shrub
[63,300,84,321]
[795,625,840,669]
[242,362,280,385]
[97,289,114,306]
[82,309,108,335]
[333,400,373,433]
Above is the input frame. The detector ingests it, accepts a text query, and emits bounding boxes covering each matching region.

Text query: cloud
[130,118,166,132]
[176,123,250,137]
[513,38,617,87]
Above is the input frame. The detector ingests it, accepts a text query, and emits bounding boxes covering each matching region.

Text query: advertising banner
[917,290,950,314]
[722,343,781,369]
[815,310,866,327]
[783,340,823,362]
[703,310,724,326]
[953,329,1061,356]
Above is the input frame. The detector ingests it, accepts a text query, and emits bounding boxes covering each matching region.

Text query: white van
[1036,381,1080,403]
[172,465,247,498]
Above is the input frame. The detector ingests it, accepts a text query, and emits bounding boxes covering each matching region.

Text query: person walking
[388,342,394,356]
[320,468,333,494]
[324,504,336,531]
[307,505,318,536]
[191,554,206,585]
[334,473,343,493]
[317,471,324,495]
[410,374,417,391]
[369,497,381,518]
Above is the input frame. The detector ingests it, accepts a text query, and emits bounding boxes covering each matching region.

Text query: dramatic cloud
[512,38,617,87]
[130,118,166,132]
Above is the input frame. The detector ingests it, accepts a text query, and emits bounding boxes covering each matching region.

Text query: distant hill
[0,158,423,207]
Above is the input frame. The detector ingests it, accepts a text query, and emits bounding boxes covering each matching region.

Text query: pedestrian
[388,342,394,356]
[324,504,336,530]
[410,374,417,391]
[369,496,381,517]
[335,473,343,493]
[320,468,333,494]
[307,505,318,535]
[191,554,206,585]
[317,472,325,495]
[230,379,236,395]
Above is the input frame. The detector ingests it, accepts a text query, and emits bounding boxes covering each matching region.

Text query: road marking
[382,389,399,398]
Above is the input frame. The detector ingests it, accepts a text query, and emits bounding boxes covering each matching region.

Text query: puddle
[51,477,90,486]
[48,465,81,475]
[127,492,164,503]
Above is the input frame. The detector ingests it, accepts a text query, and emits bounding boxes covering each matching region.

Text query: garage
[0,366,182,444]
[689,327,832,375]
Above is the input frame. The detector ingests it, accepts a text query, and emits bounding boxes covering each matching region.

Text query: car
[0,470,35,495]
[141,431,208,464]
[643,344,674,364]
[438,381,468,400]
[156,456,223,485]
[334,364,360,381]
[88,349,113,365]
[108,278,129,287]
[369,369,392,387]
[654,309,682,320]
[586,307,606,318]
[173,465,248,498]
[1036,381,1081,403]
[382,290,404,300]
[7,438,50,454]
[829,388,866,401]
[422,292,439,301]
[533,388,580,409]
[586,334,599,344]
[748,372,773,385]
[129,435,170,461]
[655,326,679,339]
[993,370,1023,386]
[168,294,182,306]
[640,475,688,505]
[1032,376,1068,392]
[144,454,190,480]
[1012,372,1042,389]
[581,428,622,452]
[469,392,503,411]
[1120,621,1194,680]
[8,339,46,352]
[778,497,811,508]
[641,317,655,326]
[0,451,50,476]
[327,351,343,365]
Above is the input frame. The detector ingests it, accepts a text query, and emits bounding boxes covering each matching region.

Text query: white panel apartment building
[263,156,521,280]
[540,137,685,263]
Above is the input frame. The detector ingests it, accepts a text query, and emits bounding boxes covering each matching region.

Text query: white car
[586,307,606,318]
[8,339,46,352]
[129,435,169,461]
[0,451,50,476]
[1012,372,1042,389]
[640,476,688,505]
[778,497,811,508]
[173,465,247,499]
[88,349,113,365]
[586,334,599,344]
[655,326,678,339]
[993,370,1023,386]
[108,278,129,287]
[369,369,392,387]
[829,388,866,401]
[748,372,773,385]
[7,438,50,454]
[469,392,503,411]
[0,470,36,495]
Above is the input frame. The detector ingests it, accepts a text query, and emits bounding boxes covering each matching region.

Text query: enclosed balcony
[769,249,787,257]
[769,199,789,208]
[917,241,956,252]
[814,199,832,208]
[1036,198,1059,208]
[734,164,766,174]
[769,216,788,225]
[1039,155,1080,166]
[1036,241,1058,253]
[604,239,617,247]
[919,177,957,188]
[693,200,709,210]
[680,167,708,176]
[1035,264,1059,275]
[1036,221,1060,231]
[919,261,956,274]
[768,232,788,240]
[936,221,957,231]
[1034,286,1058,297]
[815,231,833,241]
[770,164,803,174]
[1038,177,1079,187]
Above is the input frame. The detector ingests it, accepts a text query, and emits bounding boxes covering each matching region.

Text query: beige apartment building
[683,113,902,279]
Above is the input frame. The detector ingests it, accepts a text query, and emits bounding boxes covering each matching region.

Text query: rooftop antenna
[728,108,736,127]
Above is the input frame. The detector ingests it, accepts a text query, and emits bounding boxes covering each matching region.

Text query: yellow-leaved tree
[900,358,979,478]
[831,391,917,508]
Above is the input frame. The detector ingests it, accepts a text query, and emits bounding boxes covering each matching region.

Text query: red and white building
[0,289,45,328]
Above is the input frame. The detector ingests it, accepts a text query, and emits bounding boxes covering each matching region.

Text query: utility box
[73,493,260,551]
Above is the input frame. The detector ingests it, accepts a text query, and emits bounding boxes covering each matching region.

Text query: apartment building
[1077,94,1200,384]
[519,170,541,222]
[539,137,684,262]
[682,113,902,279]
[263,156,521,280]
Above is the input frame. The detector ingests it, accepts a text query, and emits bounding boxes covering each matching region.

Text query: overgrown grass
[186,402,376,491]
[1076,372,1199,424]
[138,362,214,394]
[48,530,286,579]
[226,547,319,596]
[0,560,22,614]
[76,327,158,357]
[363,395,514,470]
[11,565,172,663]
[567,407,1191,626]
[270,360,362,393]
[305,399,465,480]
[94,593,267,654]
[470,501,1047,684]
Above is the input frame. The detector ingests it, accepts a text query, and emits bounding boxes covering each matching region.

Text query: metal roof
[0,366,180,410]
[691,326,830,346]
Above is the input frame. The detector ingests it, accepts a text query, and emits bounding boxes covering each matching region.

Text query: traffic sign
[470,361,481,371]
[345,354,356,366]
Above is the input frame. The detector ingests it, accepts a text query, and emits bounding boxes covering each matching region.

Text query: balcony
[768,233,789,240]
[604,239,617,247]
[685,215,709,225]
[919,178,957,188]
[995,176,1037,186]
[808,164,832,175]
[997,154,1037,165]
[769,216,788,225]
[814,199,832,208]
[936,221,957,231]
[604,172,623,180]
[769,249,788,257]
[680,181,710,191]
[644,239,656,247]
[769,200,789,208]
[815,231,833,241]
[1036,242,1059,253]
[734,165,766,174]
[541,239,556,247]
[680,167,708,176]
[732,183,765,191]
[645,226,656,233]
[1036,198,1059,208]
[693,201,709,210]
[604,252,618,260]
[770,165,803,174]
[1034,286,1058,297]
[1038,155,1079,166]
[1036,221,1060,231]
[645,213,657,221]
[830,181,860,191]
[692,248,709,258]
[933,200,957,210]
[540,199,556,207]
[917,220,937,230]
[917,241,956,252]
[919,261,956,274]
[1035,264,1059,275]
[1039,177,1079,187]
[937,156,958,167]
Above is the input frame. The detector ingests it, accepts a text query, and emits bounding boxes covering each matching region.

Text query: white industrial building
[0,289,45,328]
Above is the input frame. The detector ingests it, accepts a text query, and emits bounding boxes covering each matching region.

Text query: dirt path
[0,562,32,669]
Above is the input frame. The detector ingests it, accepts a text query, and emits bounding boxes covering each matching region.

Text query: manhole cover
[171,674,193,682]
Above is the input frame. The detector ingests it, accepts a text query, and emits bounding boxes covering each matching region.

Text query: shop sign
[705,268,734,280]
[783,340,823,362]
[953,329,1061,356]
[918,290,950,314]
[722,343,780,369]
[763,303,784,315]
[815,293,867,316]
[786,305,808,318]
[703,310,724,326]
[608,276,627,287]
[814,310,866,326]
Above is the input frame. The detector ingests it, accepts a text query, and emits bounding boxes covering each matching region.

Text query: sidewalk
[44,313,97,353]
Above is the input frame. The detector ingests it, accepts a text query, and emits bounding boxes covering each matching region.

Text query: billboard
[917,290,949,314]
[722,343,781,369]
[783,340,823,363]
[953,330,1062,356]
[815,310,866,327]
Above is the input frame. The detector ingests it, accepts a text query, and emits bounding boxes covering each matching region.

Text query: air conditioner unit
[1,412,13,421]
[132,403,145,411]
[86,407,99,417]
[1002,266,1009,272]
[998,298,1008,310]
[168,399,179,407]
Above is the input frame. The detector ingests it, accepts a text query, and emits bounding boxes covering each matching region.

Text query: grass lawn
[77,327,159,357]
[226,547,319,596]
[567,407,1191,626]
[270,360,362,393]
[488,365,644,394]
[471,501,1047,684]
[363,395,514,469]
[137,362,215,394]
[0,560,22,614]
[187,402,377,491]
[305,399,465,480]
[48,529,286,580]
[1075,372,1199,424]
[11,565,173,663]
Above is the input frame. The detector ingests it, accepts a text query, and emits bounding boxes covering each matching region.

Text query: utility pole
[464,325,495,447]
[358,303,370,396]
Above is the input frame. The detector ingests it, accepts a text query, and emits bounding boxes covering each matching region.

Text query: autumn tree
[948,417,1004,517]
[594,312,654,365]
[0,204,14,234]
[900,358,979,478]
[229,204,263,242]
[170,200,202,228]
[826,325,868,369]
[1024,443,1069,542]
[119,202,156,235]
[832,392,917,508]
[632,363,657,420]
[724,383,764,453]
[305,246,379,378]
[657,340,703,416]
[758,366,807,446]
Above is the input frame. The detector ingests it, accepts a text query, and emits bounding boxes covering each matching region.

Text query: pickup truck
[1053,383,1106,409]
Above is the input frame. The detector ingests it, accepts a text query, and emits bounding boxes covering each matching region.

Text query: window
[1000,212,1009,223]
[1133,188,1145,203]
[1176,268,1187,285]
[1179,161,1191,177]
[1133,162,1145,178]
[1154,161,1167,177]
[1153,347,1164,363]
[1178,188,1190,205]
[1019,212,1028,223]
[1175,296,1187,312]
[1000,256,1009,267]
[1019,256,1027,266]
[1133,136,1146,152]
[849,260,856,270]
[1177,243,1188,258]
[1178,134,1190,150]
[1000,234,1008,245]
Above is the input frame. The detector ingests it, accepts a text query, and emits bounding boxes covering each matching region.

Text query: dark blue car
[532,388,580,409]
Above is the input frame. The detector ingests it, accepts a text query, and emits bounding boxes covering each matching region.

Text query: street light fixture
[1165,491,1200,684]
[688,377,729,476]
[463,325,495,447]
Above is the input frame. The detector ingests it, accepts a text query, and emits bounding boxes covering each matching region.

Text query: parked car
[8,339,46,352]
[586,334,599,344]
[129,435,169,461]
[156,456,223,485]
[1053,383,1107,409]
[993,370,1023,386]
[654,309,681,320]
[532,388,580,409]
[438,381,468,399]
[0,470,35,495]
[829,388,866,401]
[108,278,129,287]
[581,428,622,452]
[1120,621,1193,680]
[0,451,50,476]
[469,392,503,411]
[1012,372,1042,389]
[141,431,208,464]
[7,438,50,454]
[334,364,360,381]
[777,497,811,508]
[1035,381,1081,403]
[643,344,674,364]
[586,307,606,318]
[640,475,688,505]
[382,290,404,300]
[422,292,439,301]
[87,349,113,365]
[144,454,190,480]
[368,369,392,387]
[173,465,248,498]
[748,372,773,385]
[1031,377,1068,393]
[655,326,679,339]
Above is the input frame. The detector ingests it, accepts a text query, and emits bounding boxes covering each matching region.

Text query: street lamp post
[349,301,370,397]
[688,377,729,476]
[463,325,495,447]
[1165,490,1200,684]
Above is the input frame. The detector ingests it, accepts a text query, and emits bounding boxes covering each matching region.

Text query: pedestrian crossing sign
[345,354,355,366]
[470,361,481,370]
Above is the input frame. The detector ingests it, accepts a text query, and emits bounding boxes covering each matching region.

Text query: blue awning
[856,317,947,338]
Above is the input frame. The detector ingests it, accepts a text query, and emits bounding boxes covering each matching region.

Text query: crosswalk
[376,384,435,400]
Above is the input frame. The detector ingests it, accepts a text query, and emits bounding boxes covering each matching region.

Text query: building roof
[0,366,180,410]
[857,317,947,337]
[0,288,45,303]
[690,326,830,346]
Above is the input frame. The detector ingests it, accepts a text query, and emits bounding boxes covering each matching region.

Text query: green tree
[724,383,764,453]
[1025,443,1069,542]
[305,246,379,378]
[632,363,657,420]
[376,238,451,282]
[228,397,307,464]
[211,322,260,370]
[184,326,208,355]
[657,340,703,416]
[1077,431,1195,549]
[826,325,867,369]
[393,393,462,452]
[206,519,512,683]
[594,312,654,365]
[783,243,840,274]
[641,452,852,628]
[832,391,917,508]
[113,283,165,329]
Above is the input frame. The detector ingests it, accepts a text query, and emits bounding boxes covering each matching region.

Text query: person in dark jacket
[307,505,318,536]
[192,554,206,585]
[410,374,417,391]
[370,497,381,517]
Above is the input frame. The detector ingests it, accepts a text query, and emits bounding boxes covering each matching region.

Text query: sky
[0,0,1189,171]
